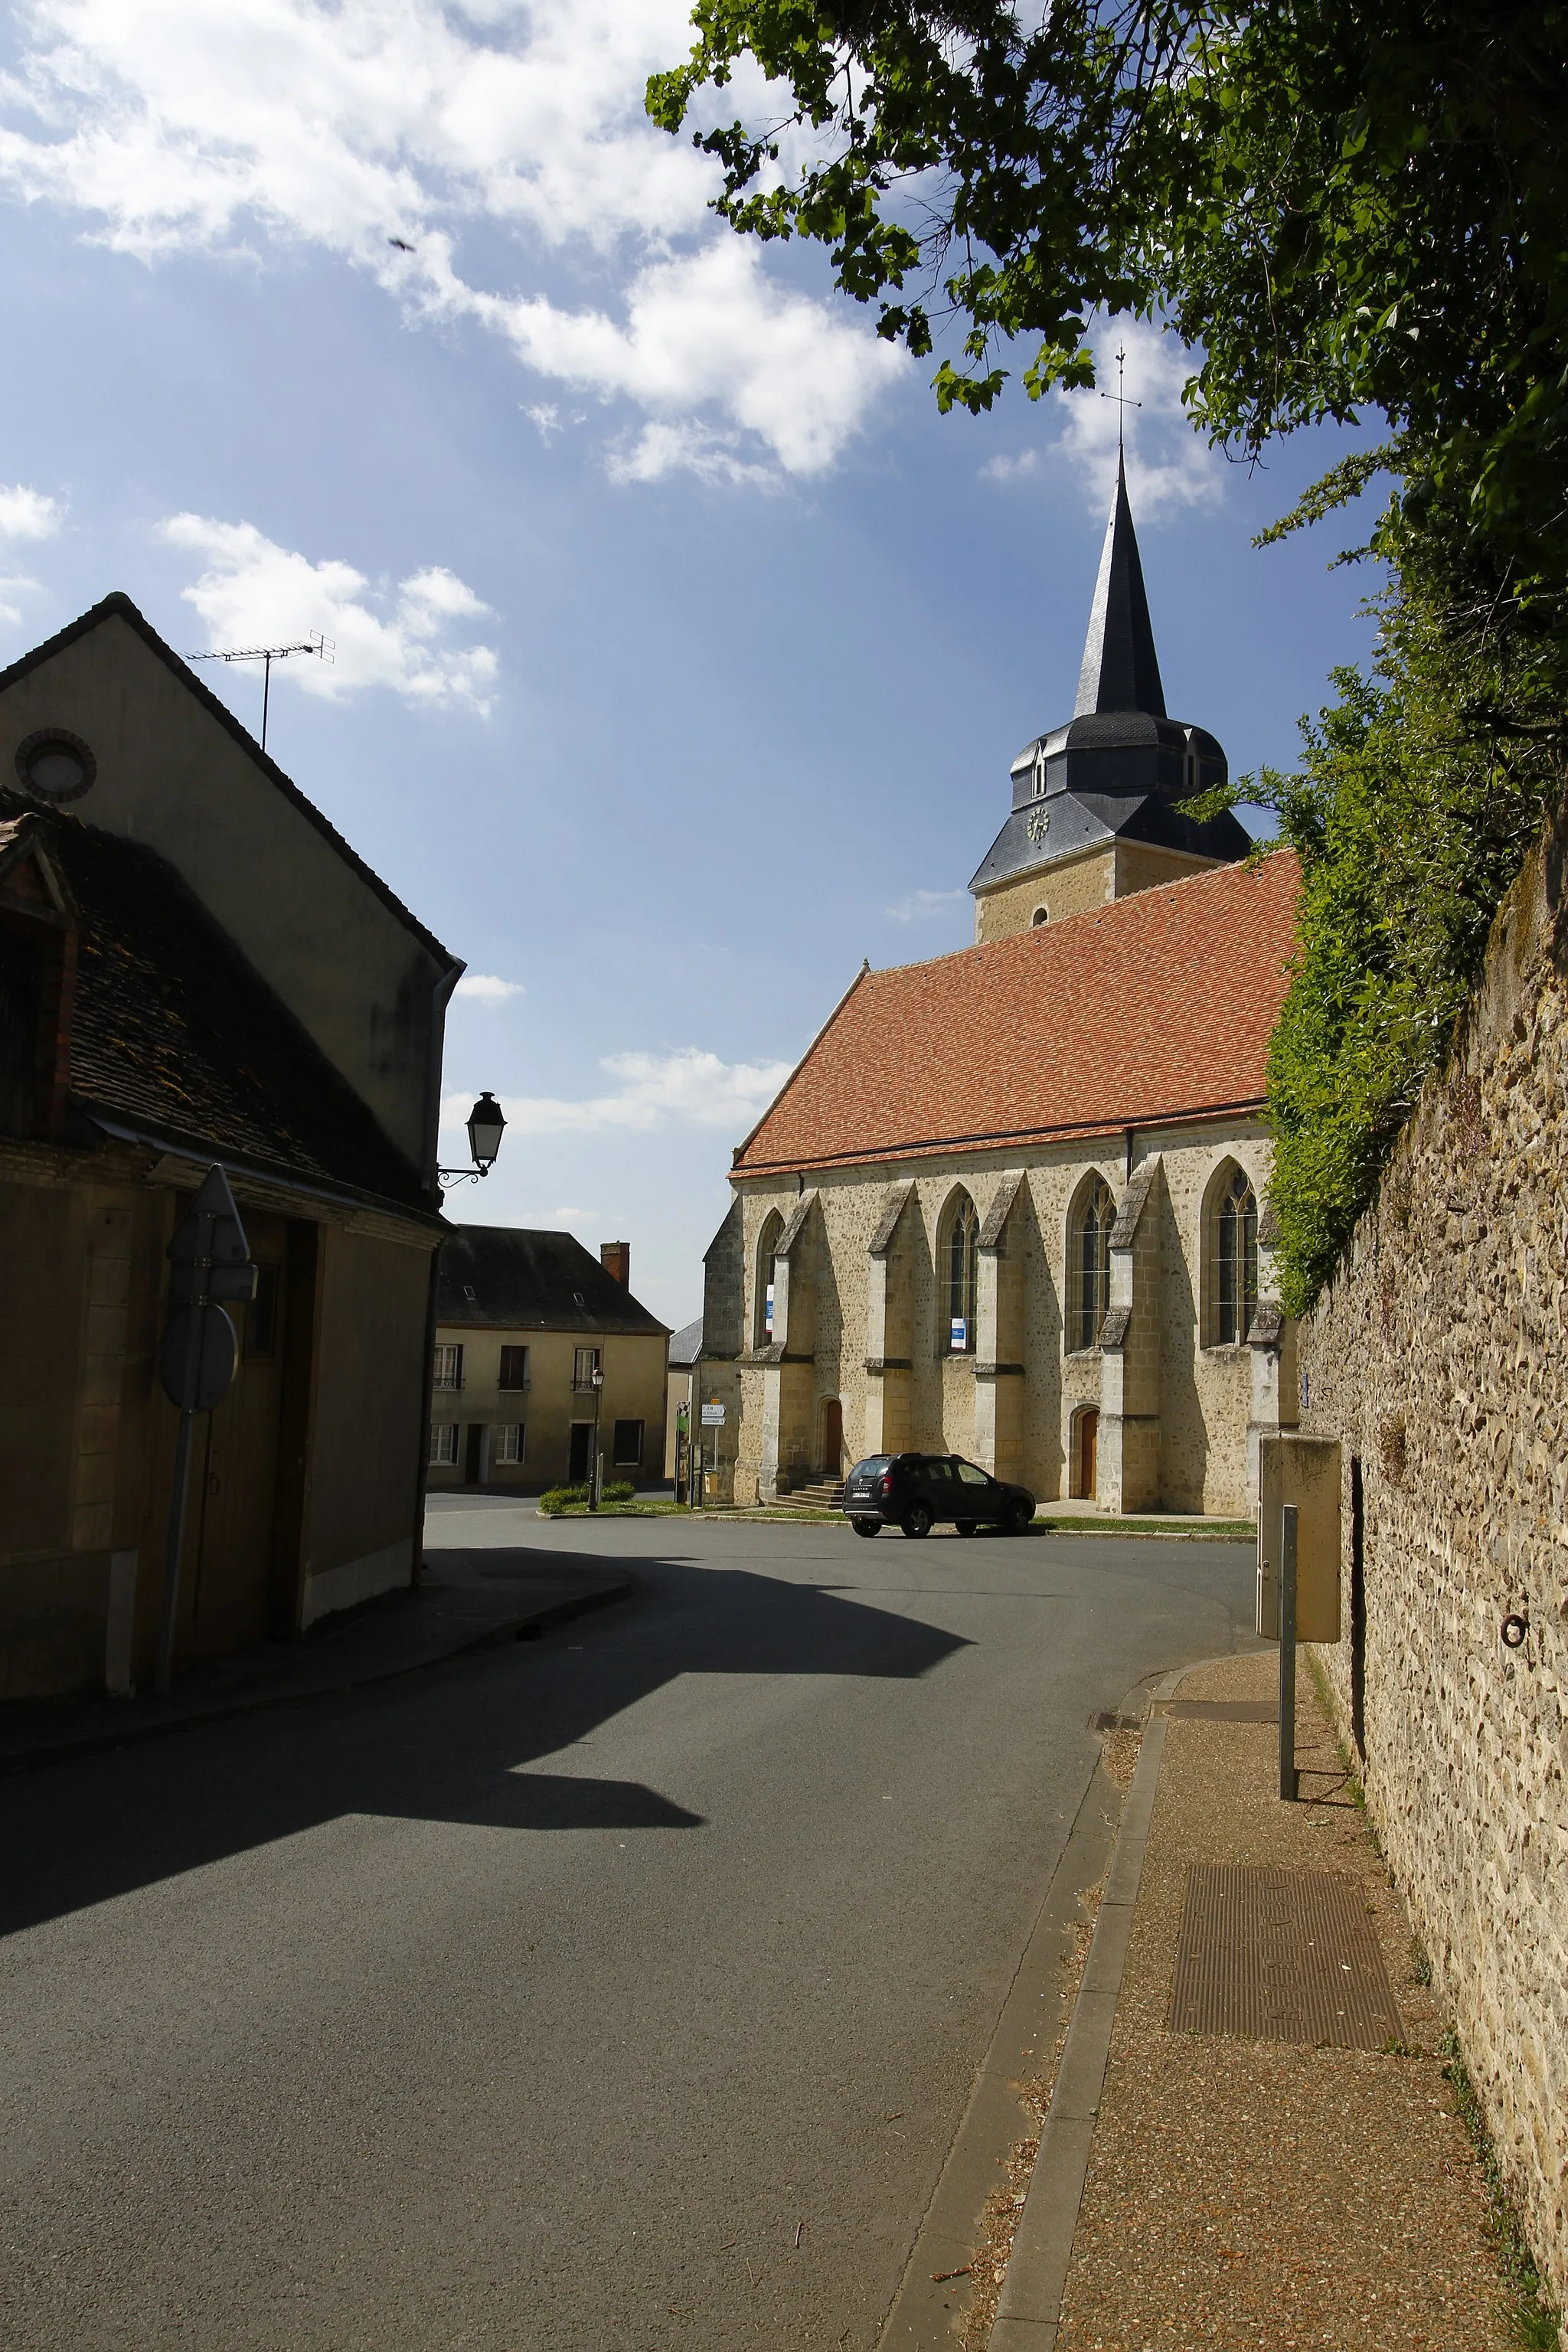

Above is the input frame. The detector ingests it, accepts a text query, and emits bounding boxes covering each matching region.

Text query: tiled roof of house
[733,849,1299,1178]
[0,791,430,1214]
[438,1226,670,1336]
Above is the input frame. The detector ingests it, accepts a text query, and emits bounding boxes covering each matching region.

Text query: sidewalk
[992,1650,1514,2351]
[0,1547,632,1775]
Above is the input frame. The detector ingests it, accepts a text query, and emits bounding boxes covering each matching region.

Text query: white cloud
[0,0,905,482]
[0,484,64,544]
[443,1046,795,1141]
[885,887,969,923]
[978,449,1041,484]
[1054,319,1222,517]
[454,972,525,1004]
[0,482,66,622]
[161,514,498,710]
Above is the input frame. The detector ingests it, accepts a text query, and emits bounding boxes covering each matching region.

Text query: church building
[700,459,1301,1517]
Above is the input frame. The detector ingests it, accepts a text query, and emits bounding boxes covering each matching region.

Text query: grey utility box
[1256,1434,1343,1642]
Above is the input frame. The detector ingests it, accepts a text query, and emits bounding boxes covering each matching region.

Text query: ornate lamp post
[439,1091,507,1187]
[587,1362,604,1511]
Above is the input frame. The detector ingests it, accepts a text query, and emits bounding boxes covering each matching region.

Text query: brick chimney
[599,1240,630,1288]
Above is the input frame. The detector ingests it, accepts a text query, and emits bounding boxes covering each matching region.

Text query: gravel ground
[1054,1650,1511,2352]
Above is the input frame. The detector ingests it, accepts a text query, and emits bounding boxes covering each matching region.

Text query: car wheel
[955,1519,978,1537]
[851,1517,882,1538]
[1004,1496,1034,1535]
[900,1503,933,1540]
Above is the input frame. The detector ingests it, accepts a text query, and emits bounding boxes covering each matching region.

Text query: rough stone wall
[1112,840,1227,899]
[726,1121,1276,1510]
[973,841,1228,943]
[973,847,1116,943]
[1302,819,1568,2318]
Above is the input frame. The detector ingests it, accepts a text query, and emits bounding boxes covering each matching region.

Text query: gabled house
[430,1227,668,1492]
[0,594,462,1697]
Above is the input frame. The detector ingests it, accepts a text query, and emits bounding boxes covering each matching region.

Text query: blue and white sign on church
[951,1316,968,1351]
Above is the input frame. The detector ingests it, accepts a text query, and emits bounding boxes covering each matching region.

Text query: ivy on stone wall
[1190,460,1566,1315]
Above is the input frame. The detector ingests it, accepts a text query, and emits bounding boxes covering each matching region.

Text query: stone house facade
[1301,810,1568,2317]
[0,594,459,1696]
[430,1227,668,1493]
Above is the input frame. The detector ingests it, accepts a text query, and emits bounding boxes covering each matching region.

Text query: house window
[245,1263,279,1358]
[946,1193,979,1352]
[429,1423,459,1465]
[498,1344,529,1390]
[494,1423,524,1465]
[433,1343,463,1390]
[753,1210,784,1348]
[1210,1164,1259,1344]
[1031,905,1049,927]
[1068,1177,1116,1351]
[573,1345,602,1390]
[612,1418,644,1468]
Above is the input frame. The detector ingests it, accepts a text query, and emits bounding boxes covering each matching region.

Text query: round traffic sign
[158,1303,238,1412]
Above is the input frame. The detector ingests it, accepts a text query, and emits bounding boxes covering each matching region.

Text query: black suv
[842,1454,1037,1538]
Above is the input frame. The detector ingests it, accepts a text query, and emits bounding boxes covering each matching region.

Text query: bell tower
[969,455,1252,943]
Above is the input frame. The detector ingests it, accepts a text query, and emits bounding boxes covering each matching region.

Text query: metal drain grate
[1168,1864,1403,2049]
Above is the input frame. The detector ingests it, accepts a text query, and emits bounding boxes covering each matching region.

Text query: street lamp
[439,1091,507,1187]
[587,1362,604,1511]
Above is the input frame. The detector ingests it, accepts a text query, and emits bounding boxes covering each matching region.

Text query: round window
[15,727,96,804]
[1031,904,1049,926]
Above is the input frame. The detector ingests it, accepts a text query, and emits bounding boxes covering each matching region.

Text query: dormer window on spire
[1031,743,1048,798]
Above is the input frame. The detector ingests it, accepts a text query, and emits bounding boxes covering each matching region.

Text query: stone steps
[777,1479,846,1510]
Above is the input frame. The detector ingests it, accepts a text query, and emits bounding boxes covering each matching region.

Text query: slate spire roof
[968,457,1250,897]
[1074,450,1167,719]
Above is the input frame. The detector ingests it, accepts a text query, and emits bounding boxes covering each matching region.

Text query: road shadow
[2,1556,969,1937]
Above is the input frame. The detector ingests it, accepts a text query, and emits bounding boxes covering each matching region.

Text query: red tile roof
[733,850,1299,1178]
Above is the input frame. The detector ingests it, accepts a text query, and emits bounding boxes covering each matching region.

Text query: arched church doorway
[1073,1407,1099,1501]
[821,1398,844,1479]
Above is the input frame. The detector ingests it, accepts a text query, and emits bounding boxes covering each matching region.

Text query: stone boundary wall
[1301,810,1568,2317]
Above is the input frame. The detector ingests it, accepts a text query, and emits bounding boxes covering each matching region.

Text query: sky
[0,0,1387,1330]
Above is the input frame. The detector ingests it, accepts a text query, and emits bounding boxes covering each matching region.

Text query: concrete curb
[0,1573,633,1777]
[986,1655,1219,2349]
[875,1751,1123,2350]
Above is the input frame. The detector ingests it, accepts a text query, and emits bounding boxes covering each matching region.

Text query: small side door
[954,1459,1001,1521]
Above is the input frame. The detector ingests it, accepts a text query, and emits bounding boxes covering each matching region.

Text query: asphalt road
[1,1508,1259,2351]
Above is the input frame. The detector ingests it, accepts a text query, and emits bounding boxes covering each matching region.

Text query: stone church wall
[1300,815,1568,2318]
[973,847,1116,943]
[725,1122,1276,1514]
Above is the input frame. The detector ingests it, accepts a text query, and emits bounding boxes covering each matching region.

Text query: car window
[851,1457,890,1477]
[955,1460,990,1486]
[924,1456,954,1482]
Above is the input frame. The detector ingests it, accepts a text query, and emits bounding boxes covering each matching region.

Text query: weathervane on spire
[1100,345,1142,449]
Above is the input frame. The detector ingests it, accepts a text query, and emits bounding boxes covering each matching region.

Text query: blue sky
[0,1,1385,1328]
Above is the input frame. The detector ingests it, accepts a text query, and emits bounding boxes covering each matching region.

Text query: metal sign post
[154,1167,256,1697]
[1279,1501,1299,1802]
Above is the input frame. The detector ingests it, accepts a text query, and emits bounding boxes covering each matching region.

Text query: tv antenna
[186,635,335,753]
[1101,345,1142,449]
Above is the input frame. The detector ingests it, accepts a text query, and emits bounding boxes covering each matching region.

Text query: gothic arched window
[753,1210,784,1349]
[1067,1175,1116,1352]
[1207,1163,1259,1344]
[945,1193,979,1353]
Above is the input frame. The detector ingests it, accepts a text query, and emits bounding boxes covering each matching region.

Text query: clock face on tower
[1026,810,1050,846]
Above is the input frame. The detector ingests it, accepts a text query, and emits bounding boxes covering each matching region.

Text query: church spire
[1073,450,1166,719]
